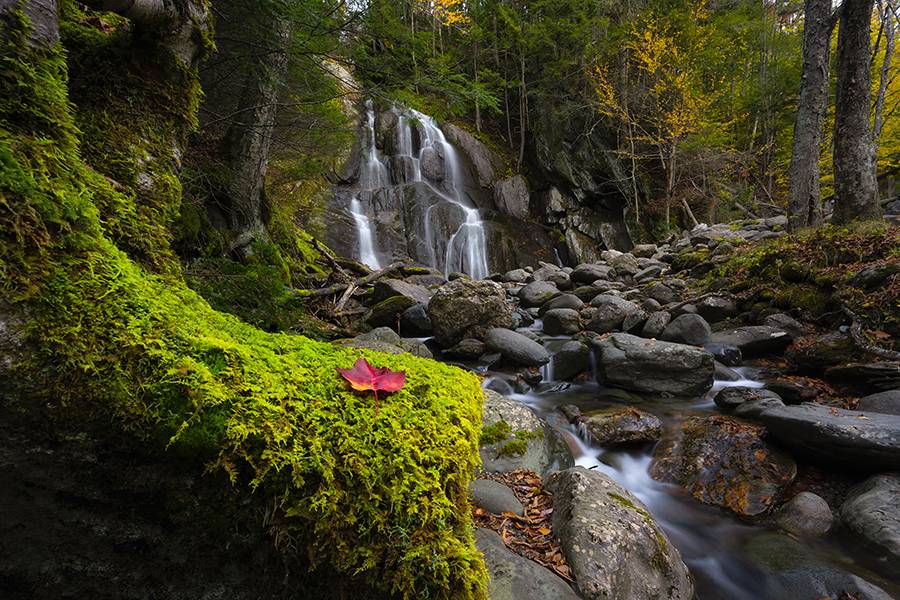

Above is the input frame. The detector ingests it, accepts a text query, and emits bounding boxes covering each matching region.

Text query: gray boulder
[503,268,528,283]
[758,403,900,470]
[398,303,432,337]
[493,175,531,220]
[484,328,550,367]
[661,313,711,345]
[594,333,715,396]
[857,389,900,415]
[443,123,503,187]
[709,326,792,358]
[841,473,900,571]
[469,480,523,516]
[611,253,640,277]
[571,263,614,284]
[542,308,581,336]
[428,279,513,346]
[443,338,486,360]
[641,311,671,338]
[696,296,738,322]
[546,467,693,600]
[538,293,584,315]
[583,407,662,446]
[474,528,581,600]
[587,294,641,334]
[774,492,833,536]
[645,282,680,305]
[372,278,433,305]
[518,281,561,308]
[631,243,658,258]
[548,340,591,380]
[714,387,785,418]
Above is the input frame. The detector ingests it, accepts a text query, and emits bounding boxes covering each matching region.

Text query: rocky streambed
[343,217,900,600]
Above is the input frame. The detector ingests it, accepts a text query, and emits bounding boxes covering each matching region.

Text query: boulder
[763,313,804,340]
[586,295,641,334]
[594,333,715,396]
[443,338,486,360]
[774,492,833,537]
[546,467,693,600]
[442,122,503,188]
[660,313,711,345]
[641,311,671,338]
[610,253,640,277]
[420,145,445,181]
[785,332,858,372]
[340,328,433,359]
[708,326,792,358]
[571,263,613,284]
[714,387,785,418]
[650,416,796,517]
[503,268,528,283]
[548,340,591,381]
[857,389,900,415]
[518,281,561,308]
[493,175,531,220]
[428,279,513,346]
[621,308,648,334]
[704,342,742,366]
[824,362,900,393]
[583,407,662,446]
[538,293,583,315]
[484,328,550,367]
[366,295,417,328]
[841,474,900,570]
[398,303,432,337]
[469,479,523,516]
[645,282,680,305]
[758,403,900,470]
[714,362,742,382]
[372,278,432,305]
[474,528,581,600]
[542,308,581,336]
[631,244,658,258]
[695,296,738,322]
[546,269,571,290]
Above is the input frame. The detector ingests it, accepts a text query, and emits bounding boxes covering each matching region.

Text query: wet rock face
[841,474,900,572]
[493,175,531,220]
[427,279,513,346]
[650,416,796,517]
[546,467,694,600]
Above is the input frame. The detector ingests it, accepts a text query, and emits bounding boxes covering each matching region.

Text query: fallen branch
[843,305,900,360]
[295,262,402,298]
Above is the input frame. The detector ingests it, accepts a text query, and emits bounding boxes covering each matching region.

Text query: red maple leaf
[337,357,406,414]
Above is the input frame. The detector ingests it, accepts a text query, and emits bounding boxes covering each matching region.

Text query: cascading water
[347,100,389,269]
[349,197,380,269]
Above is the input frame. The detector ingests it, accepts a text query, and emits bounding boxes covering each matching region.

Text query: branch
[295,263,403,298]
[80,0,180,27]
[842,305,900,360]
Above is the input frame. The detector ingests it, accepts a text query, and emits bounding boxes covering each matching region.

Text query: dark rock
[785,332,858,372]
[547,269,572,290]
[469,480,524,516]
[763,313,805,340]
[709,326,792,358]
[714,361,743,381]
[774,492,833,536]
[704,342,743,366]
[493,174,530,220]
[484,328,550,367]
[758,403,900,470]
[538,293,584,315]
[571,281,625,301]
[443,122,503,188]
[586,294,641,334]
[661,313,711,345]
[443,338,486,360]
[841,474,900,571]
[650,415,796,517]
[634,265,663,282]
[641,311,671,338]
[542,308,581,336]
[850,263,900,290]
[571,263,613,284]
[671,303,697,317]
[428,279,513,347]
[696,296,738,322]
[548,341,591,381]
[641,297,662,312]
[546,467,693,600]
[714,387,785,417]
[765,378,820,404]
[474,528,581,600]
[398,303,432,337]
[857,389,900,415]
[372,278,432,305]
[824,362,900,392]
[621,308,649,333]
[366,295,417,328]
[645,282,680,305]
[611,253,640,277]
[583,407,662,445]
[518,281,561,308]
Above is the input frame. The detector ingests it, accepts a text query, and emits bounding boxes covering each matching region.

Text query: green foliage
[479,419,511,445]
[0,11,487,600]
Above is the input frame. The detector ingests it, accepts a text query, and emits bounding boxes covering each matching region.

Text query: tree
[833,0,882,223]
[788,0,836,230]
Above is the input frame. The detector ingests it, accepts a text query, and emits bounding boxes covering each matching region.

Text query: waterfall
[393,107,490,279]
[349,196,380,269]
[347,100,388,268]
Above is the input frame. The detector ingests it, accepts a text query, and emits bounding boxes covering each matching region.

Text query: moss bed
[0,6,487,599]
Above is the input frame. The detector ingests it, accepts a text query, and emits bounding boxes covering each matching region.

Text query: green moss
[479,420,511,445]
[0,11,487,600]
[498,439,528,457]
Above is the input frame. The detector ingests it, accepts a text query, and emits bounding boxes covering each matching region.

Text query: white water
[348,100,389,268]
[349,197,380,269]
[393,107,490,279]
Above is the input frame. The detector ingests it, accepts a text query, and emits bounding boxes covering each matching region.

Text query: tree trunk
[788,0,834,230]
[874,0,895,142]
[833,0,882,224]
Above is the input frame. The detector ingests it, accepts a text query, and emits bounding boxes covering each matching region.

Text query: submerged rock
[774,492,833,537]
[841,473,900,571]
[650,415,796,517]
[583,407,662,446]
[427,279,513,346]
[546,467,693,600]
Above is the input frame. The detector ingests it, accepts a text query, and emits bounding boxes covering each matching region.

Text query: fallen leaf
[337,357,406,414]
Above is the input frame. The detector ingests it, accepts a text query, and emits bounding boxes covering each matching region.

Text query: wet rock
[372,278,432,305]
[857,389,900,415]
[419,145,444,181]
[469,480,524,516]
[765,378,820,404]
[549,341,591,381]
[480,390,573,475]
[714,361,743,381]
[583,407,662,446]
[641,311,671,338]
[443,338,486,360]
[611,253,640,277]
[538,293,583,315]
[428,279,513,346]
[474,528,581,600]
[758,403,900,470]
[571,263,613,284]
[661,313,711,345]
[503,268,528,283]
[785,332,858,372]
[493,174,531,220]
[704,342,742,366]
[398,303,432,337]
[594,333,715,396]
[546,467,693,600]
[365,295,418,328]
[650,416,796,517]
[841,474,900,571]
[708,326,792,358]
[763,313,804,340]
[443,122,503,188]
[645,282,680,305]
[542,308,581,336]
[518,281,561,308]
[695,296,738,322]
[621,308,649,333]
[484,328,550,367]
[714,387,785,417]
[824,362,900,393]
[586,295,641,334]
[774,492,833,536]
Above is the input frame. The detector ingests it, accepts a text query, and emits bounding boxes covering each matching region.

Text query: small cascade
[540,355,554,383]
[349,197,380,269]
[347,100,389,267]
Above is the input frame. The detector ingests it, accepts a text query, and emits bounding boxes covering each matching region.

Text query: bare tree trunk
[874,0,895,142]
[833,0,882,224]
[517,51,526,170]
[788,0,834,230]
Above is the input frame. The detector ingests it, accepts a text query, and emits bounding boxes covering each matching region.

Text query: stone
[546,467,693,600]
[531,262,560,282]
[419,145,445,181]
[645,282,680,305]
[621,308,648,333]
[765,378,820,404]
[586,294,641,334]
[365,295,417,328]
[763,313,805,339]
[398,303,432,337]
[785,332,858,372]
[443,338,486,360]
[503,268,529,283]
[695,296,738,322]
[537,293,583,315]
[650,416,796,517]
[714,387,784,417]
[824,362,900,393]
[774,492,833,536]
[548,341,591,380]
[372,278,432,305]
[708,326,792,358]
[610,253,640,277]
[758,403,900,470]
[714,361,742,381]
[518,281,561,308]
[542,308,581,336]
[583,407,662,445]
[474,528,581,600]
[571,263,613,284]
[428,279,513,347]
[850,262,900,290]
[841,474,900,571]
[493,175,531,219]
[469,480,524,516]
[634,265,663,282]
[631,243,658,258]
[640,311,671,338]
[443,122,503,188]
[594,333,715,396]
[480,390,573,475]
[857,389,900,415]
[546,269,572,290]
[661,313,711,345]
[703,342,742,366]
[484,328,550,367]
